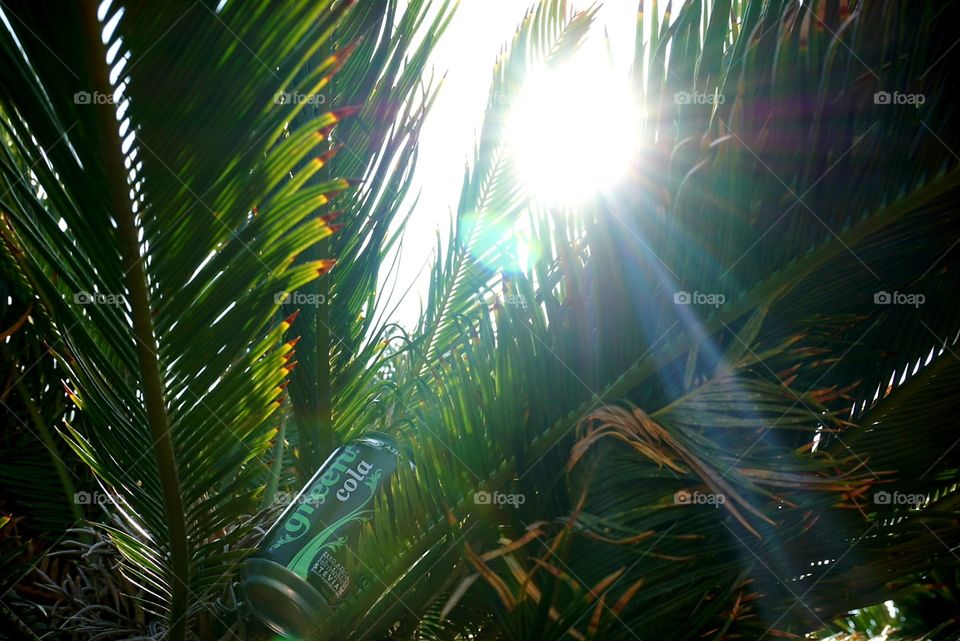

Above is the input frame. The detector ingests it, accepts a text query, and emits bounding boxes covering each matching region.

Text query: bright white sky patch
[384,0,638,328]
[508,55,640,205]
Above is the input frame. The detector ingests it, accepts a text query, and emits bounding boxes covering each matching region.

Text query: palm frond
[0,1,364,636]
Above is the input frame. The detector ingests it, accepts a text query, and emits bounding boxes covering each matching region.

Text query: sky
[380,0,639,328]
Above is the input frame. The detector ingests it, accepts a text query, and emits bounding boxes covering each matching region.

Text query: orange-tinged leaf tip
[326,43,361,78]
[331,105,361,122]
[315,144,343,168]
[328,223,344,234]
[333,39,362,65]
[62,382,82,406]
[284,361,298,373]
[313,150,336,170]
[316,195,329,206]
[321,52,338,68]
[283,309,301,325]
[287,336,301,348]
[321,210,343,224]
[317,123,338,140]
[317,259,336,275]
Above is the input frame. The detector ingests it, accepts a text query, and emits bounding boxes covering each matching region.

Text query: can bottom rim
[241,557,334,640]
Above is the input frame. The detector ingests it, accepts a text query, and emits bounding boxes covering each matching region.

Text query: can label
[258,435,399,602]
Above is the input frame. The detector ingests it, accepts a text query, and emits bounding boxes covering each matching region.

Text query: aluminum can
[242,432,400,639]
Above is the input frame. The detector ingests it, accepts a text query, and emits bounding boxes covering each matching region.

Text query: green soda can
[241,432,400,639]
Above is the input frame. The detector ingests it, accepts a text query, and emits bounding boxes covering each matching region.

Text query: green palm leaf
[0,1,370,637]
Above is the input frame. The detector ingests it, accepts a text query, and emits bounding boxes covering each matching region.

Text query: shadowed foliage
[1,0,959,640]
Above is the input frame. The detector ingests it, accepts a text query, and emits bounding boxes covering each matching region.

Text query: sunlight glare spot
[508,58,638,205]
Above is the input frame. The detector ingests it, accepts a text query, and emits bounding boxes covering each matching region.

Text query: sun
[507,57,640,206]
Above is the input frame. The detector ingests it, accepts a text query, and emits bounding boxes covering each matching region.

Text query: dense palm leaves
[1,0,960,640]
[278,0,454,479]
[332,0,960,639]
[0,0,433,638]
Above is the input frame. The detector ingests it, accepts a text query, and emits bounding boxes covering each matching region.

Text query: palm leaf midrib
[77,5,191,637]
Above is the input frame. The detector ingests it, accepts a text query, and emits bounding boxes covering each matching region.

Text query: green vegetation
[1,1,958,639]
